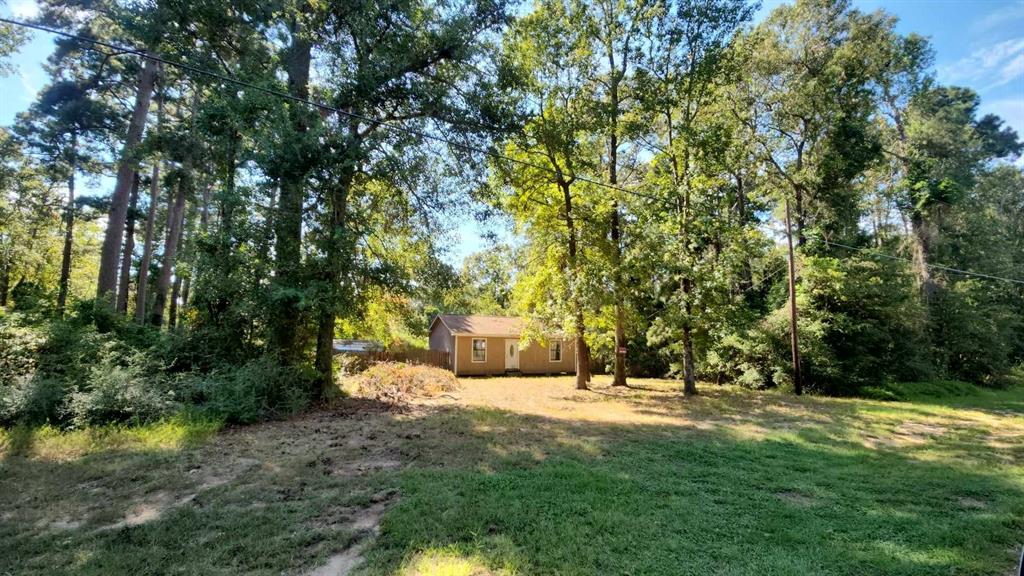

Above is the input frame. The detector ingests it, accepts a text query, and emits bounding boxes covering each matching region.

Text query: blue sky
[2,0,1022,265]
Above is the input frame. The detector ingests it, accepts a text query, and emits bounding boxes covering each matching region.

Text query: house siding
[428,324,452,352]
[454,335,506,375]
[520,338,575,374]
[450,335,576,375]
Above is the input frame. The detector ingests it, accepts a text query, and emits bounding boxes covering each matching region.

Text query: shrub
[0,374,69,426]
[346,362,458,404]
[68,362,178,427]
[0,314,46,383]
[192,357,313,424]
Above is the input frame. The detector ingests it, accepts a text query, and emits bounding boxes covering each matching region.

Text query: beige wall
[453,335,575,375]
[520,338,575,374]
[454,335,505,375]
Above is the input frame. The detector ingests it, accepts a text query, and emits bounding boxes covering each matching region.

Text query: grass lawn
[2,377,1023,575]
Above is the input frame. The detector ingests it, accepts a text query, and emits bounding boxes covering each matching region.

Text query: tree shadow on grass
[2,393,1021,576]
[361,404,1024,576]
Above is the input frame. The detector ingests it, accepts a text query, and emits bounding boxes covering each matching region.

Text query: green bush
[0,314,46,384]
[0,375,69,426]
[68,362,178,427]
[191,357,313,424]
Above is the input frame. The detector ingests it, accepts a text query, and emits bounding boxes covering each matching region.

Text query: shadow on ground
[1,384,1022,576]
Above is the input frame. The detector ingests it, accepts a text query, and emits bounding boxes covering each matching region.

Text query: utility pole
[785,197,803,395]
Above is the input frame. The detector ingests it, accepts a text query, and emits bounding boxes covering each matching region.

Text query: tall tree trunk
[150,177,186,327]
[0,258,8,307]
[269,20,312,364]
[169,273,182,329]
[315,165,353,395]
[561,181,590,390]
[168,213,188,329]
[96,56,158,308]
[681,290,697,396]
[611,205,627,386]
[180,275,191,316]
[605,36,628,387]
[910,211,939,302]
[678,142,699,396]
[733,171,753,294]
[135,81,164,323]
[116,172,141,313]
[56,156,76,316]
[135,163,160,322]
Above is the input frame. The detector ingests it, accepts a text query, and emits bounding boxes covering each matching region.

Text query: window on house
[549,340,562,362]
[472,338,487,362]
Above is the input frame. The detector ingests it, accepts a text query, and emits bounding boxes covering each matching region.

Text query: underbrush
[0,309,314,429]
[341,362,459,404]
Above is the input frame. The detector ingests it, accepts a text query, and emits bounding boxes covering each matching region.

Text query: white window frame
[549,339,562,362]
[471,338,487,363]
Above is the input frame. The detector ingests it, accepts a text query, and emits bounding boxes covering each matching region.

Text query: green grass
[1,381,1022,575]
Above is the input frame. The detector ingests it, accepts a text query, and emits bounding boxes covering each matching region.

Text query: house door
[505,339,519,371]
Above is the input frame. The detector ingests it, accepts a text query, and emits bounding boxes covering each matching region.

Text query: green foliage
[68,361,177,427]
[189,357,314,424]
[0,375,68,426]
[931,280,1021,385]
[0,313,45,383]
[1,0,1022,411]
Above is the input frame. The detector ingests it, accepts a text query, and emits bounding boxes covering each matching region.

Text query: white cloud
[970,3,1024,35]
[938,37,1024,90]
[9,0,39,19]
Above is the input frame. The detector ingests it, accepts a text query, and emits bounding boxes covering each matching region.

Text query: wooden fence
[361,349,451,370]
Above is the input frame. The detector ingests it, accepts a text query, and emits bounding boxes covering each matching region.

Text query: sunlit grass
[0,412,222,461]
[1,380,1021,575]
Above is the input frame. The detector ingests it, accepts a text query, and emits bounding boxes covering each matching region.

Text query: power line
[0,17,673,207]
[824,240,1024,286]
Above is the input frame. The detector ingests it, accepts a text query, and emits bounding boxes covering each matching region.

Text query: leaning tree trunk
[149,177,186,327]
[116,172,141,313]
[561,181,591,390]
[269,20,312,364]
[96,56,158,308]
[56,156,76,316]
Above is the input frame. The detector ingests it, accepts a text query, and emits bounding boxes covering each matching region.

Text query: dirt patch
[774,491,815,507]
[863,421,948,450]
[97,456,263,532]
[36,517,83,531]
[958,497,988,510]
[896,422,947,439]
[307,490,398,576]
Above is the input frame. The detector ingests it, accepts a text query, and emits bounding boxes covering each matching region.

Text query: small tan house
[428,314,575,376]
